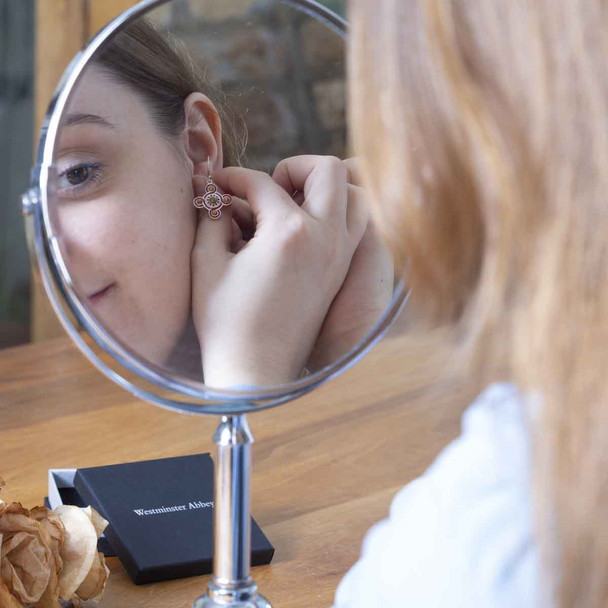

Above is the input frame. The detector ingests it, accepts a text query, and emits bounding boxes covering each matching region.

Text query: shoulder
[334,383,540,608]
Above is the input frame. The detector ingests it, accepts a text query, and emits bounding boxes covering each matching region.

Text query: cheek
[58,162,196,278]
[126,160,197,270]
[57,200,137,282]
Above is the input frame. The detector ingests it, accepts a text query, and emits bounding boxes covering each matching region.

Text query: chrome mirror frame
[22,0,408,415]
[22,1,409,605]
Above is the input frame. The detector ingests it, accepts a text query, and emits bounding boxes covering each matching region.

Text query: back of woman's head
[349,1,608,606]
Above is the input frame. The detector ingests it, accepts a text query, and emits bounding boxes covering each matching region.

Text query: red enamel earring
[193,158,232,219]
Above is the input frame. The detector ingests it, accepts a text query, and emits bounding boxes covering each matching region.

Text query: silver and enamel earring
[193,157,232,219]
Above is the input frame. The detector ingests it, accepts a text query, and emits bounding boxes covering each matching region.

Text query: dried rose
[0,501,55,605]
[0,500,109,608]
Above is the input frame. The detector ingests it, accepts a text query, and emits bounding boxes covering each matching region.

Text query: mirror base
[192,597,271,608]
[193,581,271,608]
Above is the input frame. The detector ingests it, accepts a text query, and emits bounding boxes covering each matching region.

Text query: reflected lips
[88,283,114,303]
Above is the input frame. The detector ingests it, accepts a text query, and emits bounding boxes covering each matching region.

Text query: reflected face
[54,66,197,365]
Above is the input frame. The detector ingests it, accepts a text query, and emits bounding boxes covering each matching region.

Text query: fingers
[272,155,368,239]
[212,166,301,221]
[346,183,370,242]
[230,195,255,239]
[271,155,348,222]
[230,218,245,252]
[342,157,363,187]
[342,157,369,239]
[273,155,363,190]
[211,160,368,253]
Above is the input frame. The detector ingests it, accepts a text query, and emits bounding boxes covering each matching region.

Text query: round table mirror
[23,1,408,605]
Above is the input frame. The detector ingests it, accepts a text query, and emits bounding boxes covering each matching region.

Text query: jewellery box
[46,453,274,584]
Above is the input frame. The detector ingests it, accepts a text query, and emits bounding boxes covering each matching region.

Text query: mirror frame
[23,0,410,415]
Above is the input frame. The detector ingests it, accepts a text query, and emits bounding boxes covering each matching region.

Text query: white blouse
[333,383,541,608]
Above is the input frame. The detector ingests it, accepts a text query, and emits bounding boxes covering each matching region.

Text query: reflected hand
[191,156,368,388]
[273,157,395,372]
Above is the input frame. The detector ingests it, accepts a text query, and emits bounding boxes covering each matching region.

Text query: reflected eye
[57,161,105,197]
[66,165,91,185]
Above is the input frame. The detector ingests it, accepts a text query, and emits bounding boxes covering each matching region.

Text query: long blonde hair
[349,1,608,606]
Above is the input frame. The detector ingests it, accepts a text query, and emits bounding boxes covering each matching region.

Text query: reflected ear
[183,92,224,176]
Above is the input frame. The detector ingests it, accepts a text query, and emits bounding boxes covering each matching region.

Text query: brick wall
[153,0,346,171]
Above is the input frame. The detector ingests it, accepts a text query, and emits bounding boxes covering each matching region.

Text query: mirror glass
[45,0,396,390]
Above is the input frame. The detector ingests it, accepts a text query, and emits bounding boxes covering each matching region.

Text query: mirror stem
[193,414,271,607]
[215,414,252,585]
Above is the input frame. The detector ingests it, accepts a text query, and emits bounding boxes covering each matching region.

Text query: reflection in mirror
[49,0,395,388]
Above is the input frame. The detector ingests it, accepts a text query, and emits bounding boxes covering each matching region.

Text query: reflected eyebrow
[64,112,116,128]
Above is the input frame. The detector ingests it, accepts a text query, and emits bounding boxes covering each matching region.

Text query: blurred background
[0,0,34,347]
[0,0,345,350]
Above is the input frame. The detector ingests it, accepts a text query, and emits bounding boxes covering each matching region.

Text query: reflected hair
[95,18,246,167]
[349,1,608,607]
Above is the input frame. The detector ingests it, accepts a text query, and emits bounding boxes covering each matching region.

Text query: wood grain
[0,325,474,607]
[88,0,139,35]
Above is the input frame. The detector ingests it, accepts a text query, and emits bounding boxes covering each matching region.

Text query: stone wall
[151,0,346,171]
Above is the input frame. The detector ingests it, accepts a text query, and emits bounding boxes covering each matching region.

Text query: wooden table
[0,323,475,607]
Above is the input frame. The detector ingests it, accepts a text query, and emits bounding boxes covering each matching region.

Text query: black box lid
[73,453,273,584]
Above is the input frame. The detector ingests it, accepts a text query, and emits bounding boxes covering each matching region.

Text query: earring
[193,157,232,219]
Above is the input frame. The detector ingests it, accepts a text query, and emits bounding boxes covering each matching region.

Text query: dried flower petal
[1,531,51,602]
[74,550,110,602]
[0,502,38,536]
[0,533,21,607]
[54,506,97,600]
[0,576,21,608]
[82,506,107,539]
[30,507,65,573]
[33,567,62,608]
[29,507,65,608]
[72,507,109,603]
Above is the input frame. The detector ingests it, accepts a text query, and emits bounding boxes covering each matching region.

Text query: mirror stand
[193,415,271,608]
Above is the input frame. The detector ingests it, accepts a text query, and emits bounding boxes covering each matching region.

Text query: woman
[327,1,606,607]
